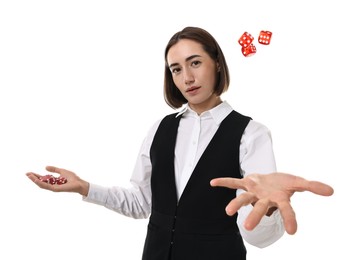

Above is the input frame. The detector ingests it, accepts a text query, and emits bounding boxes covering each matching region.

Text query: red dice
[238,32,257,57]
[56,177,68,185]
[241,43,257,57]
[39,175,56,184]
[258,31,272,45]
[238,30,272,57]
[39,175,67,185]
[238,32,254,48]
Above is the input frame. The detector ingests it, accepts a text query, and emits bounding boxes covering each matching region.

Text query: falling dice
[238,30,272,57]
[238,32,254,48]
[258,31,272,45]
[241,43,257,57]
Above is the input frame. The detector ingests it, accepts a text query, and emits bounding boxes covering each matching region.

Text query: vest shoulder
[160,112,179,122]
[230,110,253,121]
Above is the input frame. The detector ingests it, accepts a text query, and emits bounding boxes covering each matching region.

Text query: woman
[26,26,333,260]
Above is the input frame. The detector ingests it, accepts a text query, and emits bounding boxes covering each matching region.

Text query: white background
[1,0,362,259]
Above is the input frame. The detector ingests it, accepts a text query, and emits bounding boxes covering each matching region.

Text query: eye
[171,67,181,74]
[191,60,201,67]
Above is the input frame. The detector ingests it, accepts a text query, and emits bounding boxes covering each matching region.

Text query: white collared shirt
[84,101,285,248]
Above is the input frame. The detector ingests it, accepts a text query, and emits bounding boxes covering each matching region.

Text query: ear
[216,62,221,72]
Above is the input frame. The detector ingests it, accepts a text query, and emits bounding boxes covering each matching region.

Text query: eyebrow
[168,54,202,69]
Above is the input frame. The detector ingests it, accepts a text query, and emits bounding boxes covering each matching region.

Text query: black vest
[142,110,251,260]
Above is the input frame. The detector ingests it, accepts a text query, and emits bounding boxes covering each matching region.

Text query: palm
[26,166,83,193]
[210,172,334,234]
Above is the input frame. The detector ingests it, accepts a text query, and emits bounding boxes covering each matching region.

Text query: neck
[189,97,222,115]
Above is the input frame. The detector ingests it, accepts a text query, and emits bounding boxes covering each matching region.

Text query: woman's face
[167,39,221,114]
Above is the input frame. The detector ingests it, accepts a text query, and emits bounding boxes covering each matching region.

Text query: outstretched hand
[26,166,89,196]
[210,172,334,235]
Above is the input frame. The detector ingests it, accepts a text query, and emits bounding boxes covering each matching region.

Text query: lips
[186,86,201,92]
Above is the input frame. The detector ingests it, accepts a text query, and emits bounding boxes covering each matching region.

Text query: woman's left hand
[210,172,334,235]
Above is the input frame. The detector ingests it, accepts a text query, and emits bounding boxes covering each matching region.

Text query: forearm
[83,183,151,219]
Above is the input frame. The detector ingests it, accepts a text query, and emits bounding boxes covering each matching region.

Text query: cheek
[202,71,217,90]
[172,76,183,90]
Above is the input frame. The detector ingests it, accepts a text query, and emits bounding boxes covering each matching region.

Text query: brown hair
[164,26,230,109]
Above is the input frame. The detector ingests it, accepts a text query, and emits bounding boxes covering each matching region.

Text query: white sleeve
[237,120,285,247]
[237,192,285,248]
[82,119,161,219]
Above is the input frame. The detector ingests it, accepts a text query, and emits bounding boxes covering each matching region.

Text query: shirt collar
[175,101,233,125]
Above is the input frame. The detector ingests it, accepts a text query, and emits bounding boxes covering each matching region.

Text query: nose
[183,68,194,85]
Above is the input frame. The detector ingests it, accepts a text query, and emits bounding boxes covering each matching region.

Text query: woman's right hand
[26,166,90,196]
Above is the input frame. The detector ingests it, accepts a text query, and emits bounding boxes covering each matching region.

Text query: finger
[26,173,57,191]
[243,199,270,231]
[307,181,334,196]
[210,177,250,191]
[26,172,41,180]
[45,166,62,175]
[225,192,257,216]
[278,201,297,235]
[292,176,334,196]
